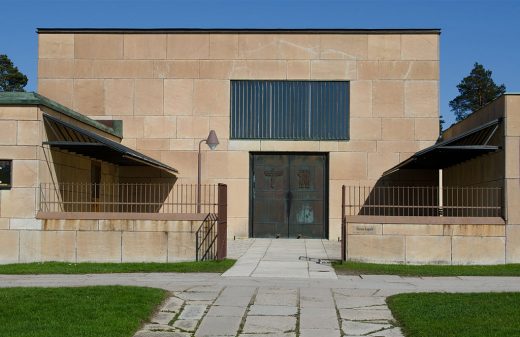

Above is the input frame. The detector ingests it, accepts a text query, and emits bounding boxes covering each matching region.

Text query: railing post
[341,185,346,262]
[438,169,444,216]
[217,183,227,260]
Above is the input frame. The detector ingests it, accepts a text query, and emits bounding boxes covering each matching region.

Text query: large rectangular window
[231,81,349,140]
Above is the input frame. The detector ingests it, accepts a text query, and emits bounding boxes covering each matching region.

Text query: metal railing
[196,183,228,261]
[196,213,219,261]
[39,183,218,214]
[343,185,503,217]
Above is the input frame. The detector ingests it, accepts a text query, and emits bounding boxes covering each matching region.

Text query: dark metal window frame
[0,160,12,190]
[231,80,350,141]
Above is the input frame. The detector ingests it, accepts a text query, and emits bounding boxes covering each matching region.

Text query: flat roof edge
[37,28,441,34]
[0,92,122,138]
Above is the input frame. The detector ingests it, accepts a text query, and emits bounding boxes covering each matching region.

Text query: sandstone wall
[38,31,440,238]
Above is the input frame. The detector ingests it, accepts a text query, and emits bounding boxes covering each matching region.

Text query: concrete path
[223,239,341,279]
[2,273,520,337]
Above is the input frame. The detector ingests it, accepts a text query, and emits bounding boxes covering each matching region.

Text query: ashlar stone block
[310,60,356,80]
[193,80,229,116]
[134,79,164,116]
[401,34,439,60]
[75,34,124,59]
[452,236,505,265]
[405,81,439,117]
[124,34,166,59]
[368,35,401,60]
[77,231,122,262]
[73,79,105,116]
[209,34,239,59]
[348,235,405,263]
[105,79,134,116]
[38,79,73,108]
[320,34,368,60]
[0,121,17,145]
[20,231,76,262]
[506,225,520,263]
[382,118,414,140]
[164,79,193,115]
[38,34,74,59]
[0,231,19,264]
[167,34,209,59]
[38,59,74,79]
[373,81,404,117]
[122,231,167,262]
[405,236,451,264]
[17,121,40,145]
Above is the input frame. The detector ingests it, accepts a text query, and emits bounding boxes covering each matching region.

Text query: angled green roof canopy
[383,119,501,176]
[43,113,178,174]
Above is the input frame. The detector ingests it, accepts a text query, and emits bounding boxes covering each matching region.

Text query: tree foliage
[449,62,506,121]
[0,54,28,92]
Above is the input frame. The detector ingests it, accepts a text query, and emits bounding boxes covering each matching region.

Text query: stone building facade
[2,28,517,264]
[36,29,440,240]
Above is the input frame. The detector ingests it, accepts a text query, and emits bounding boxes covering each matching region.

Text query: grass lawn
[333,261,520,276]
[0,259,235,275]
[387,292,520,337]
[0,286,166,337]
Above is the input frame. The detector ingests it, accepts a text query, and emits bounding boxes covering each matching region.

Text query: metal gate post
[341,185,346,262]
[217,184,228,260]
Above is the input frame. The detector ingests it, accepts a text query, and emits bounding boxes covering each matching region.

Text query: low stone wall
[346,216,506,265]
[0,219,200,264]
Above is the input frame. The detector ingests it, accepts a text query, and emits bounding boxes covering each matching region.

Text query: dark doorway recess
[250,153,328,238]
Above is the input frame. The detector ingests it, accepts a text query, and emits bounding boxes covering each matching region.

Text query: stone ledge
[37,211,208,221]
[345,215,505,225]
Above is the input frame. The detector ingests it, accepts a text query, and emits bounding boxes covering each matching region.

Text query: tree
[449,63,506,121]
[0,54,28,92]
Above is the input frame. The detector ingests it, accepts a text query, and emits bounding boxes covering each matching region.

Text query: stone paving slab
[249,305,297,316]
[340,308,394,321]
[300,307,339,329]
[242,316,297,334]
[300,329,341,337]
[178,305,207,320]
[173,319,198,332]
[223,239,338,279]
[195,316,242,336]
[342,320,393,335]
[205,305,246,317]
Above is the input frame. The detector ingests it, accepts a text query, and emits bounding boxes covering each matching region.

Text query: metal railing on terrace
[39,183,218,214]
[343,185,503,218]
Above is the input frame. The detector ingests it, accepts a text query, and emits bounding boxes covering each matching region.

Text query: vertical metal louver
[231,81,349,140]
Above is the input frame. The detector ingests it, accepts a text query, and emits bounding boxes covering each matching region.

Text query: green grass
[0,259,235,275]
[333,261,520,276]
[387,293,520,337]
[0,286,166,337]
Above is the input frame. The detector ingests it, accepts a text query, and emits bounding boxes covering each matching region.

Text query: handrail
[195,213,218,261]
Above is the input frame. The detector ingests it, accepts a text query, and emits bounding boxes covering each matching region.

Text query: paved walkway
[2,239,520,337]
[1,273,520,337]
[223,239,340,279]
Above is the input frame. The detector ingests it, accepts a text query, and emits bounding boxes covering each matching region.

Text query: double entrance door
[250,153,327,238]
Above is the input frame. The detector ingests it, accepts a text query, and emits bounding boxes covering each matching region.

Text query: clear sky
[1,0,519,127]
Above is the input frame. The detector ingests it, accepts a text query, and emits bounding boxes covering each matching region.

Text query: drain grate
[299,256,340,265]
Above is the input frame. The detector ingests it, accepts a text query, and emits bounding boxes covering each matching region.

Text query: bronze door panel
[251,154,326,238]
